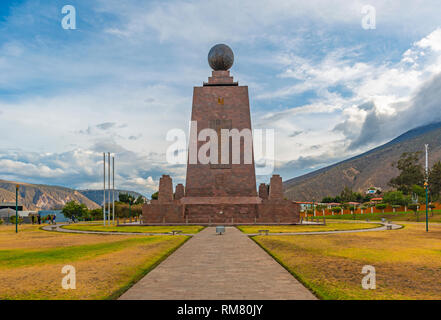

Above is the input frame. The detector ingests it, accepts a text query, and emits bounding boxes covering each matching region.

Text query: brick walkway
[119,227,317,300]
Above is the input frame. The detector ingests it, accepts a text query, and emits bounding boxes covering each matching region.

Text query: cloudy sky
[1,0,441,197]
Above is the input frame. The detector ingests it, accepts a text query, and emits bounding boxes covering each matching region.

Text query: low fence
[299,202,441,218]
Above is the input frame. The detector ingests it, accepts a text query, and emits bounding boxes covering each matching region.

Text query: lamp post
[129,195,133,219]
[103,152,106,226]
[112,156,115,225]
[15,184,19,233]
[425,144,429,232]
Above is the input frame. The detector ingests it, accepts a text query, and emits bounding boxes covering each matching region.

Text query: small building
[370,197,383,203]
[326,202,341,209]
[294,201,313,212]
[347,202,361,207]
[0,208,36,224]
[366,187,382,195]
[0,202,24,211]
[0,208,15,223]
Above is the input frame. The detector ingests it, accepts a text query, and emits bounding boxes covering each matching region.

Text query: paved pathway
[119,227,317,300]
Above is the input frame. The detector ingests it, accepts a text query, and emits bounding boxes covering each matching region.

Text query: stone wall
[141,200,300,225]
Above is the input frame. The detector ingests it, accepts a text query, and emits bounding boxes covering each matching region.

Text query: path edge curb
[249,235,324,300]
[110,235,192,300]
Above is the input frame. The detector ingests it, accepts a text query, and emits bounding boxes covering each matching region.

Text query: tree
[62,201,88,221]
[331,207,342,215]
[321,196,332,203]
[429,161,441,200]
[151,191,159,200]
[134,195,145,205]
[411,184,425,200]
[383,191,409,207]
[115,203,142,218]
[118,193,133,204]
[9,215,23,224]
[89,208,103,221]
[340,187,363,203]
[389,152,424,195]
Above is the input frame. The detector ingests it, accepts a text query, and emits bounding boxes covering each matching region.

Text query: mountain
[0,180,100,210]
[0,188,16,203]
[78,189,147,205]
[283,122,441,201]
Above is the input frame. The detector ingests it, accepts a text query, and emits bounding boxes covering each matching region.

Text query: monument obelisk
[185,44,257,198]
[141,44,300,225]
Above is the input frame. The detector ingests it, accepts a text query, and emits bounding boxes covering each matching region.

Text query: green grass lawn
[61,224,205,234]
[0,224,189,299]
[237,222,382,234]
[252,223,441,299]
[325,210,441,222]
[0,237,170,268]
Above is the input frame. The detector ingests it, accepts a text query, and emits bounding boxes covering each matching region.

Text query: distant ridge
[78,189,147,205]
[0,180,147,210]
[0,180,100,210]
[283,122,441,201]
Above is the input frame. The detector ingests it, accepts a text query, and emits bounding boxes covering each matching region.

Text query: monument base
[141,195,300,225]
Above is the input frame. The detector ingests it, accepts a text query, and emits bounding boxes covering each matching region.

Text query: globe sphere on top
[208,44,234,71]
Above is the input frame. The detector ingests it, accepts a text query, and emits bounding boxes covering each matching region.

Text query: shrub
[9,215,24,224]
[331,207,342,214]
[115,203,142,218]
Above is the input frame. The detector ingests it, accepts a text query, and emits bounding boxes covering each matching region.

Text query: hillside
[78,190,147,205]
[0,188,16,203]
[283,122,441,201]
[0,180,100,210]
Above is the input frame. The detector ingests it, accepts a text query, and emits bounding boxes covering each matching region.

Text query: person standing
[37,214,41,225]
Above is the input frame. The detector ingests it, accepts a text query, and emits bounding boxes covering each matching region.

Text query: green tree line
[61,193,146,221]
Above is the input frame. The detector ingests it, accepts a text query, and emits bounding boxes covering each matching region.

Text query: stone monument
[142,44,300,224]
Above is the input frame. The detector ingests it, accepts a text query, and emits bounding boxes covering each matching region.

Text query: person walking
[37,214,41,225]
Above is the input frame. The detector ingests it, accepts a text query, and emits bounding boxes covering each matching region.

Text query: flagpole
[112,156,115,224]
[103,152,106,226]
[425,144,429,232]
[108,152,111,225]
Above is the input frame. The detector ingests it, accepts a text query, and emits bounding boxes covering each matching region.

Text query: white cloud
[256,28,441,177]
[1,0,441,192]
